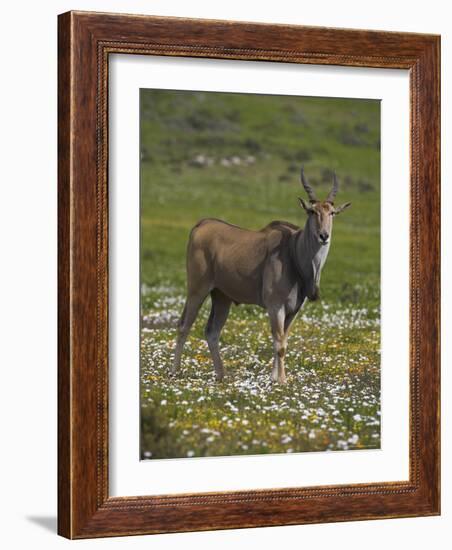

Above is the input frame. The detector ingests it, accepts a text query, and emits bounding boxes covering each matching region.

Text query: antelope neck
[290,226,330,295]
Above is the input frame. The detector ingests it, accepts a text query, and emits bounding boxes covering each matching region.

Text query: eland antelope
[172,168,351,383]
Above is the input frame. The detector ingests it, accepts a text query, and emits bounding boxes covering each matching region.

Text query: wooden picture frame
[58,10,440,539]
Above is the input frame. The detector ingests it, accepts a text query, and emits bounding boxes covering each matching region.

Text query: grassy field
[140,89,381,459]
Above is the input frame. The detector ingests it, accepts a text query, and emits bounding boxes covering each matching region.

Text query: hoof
[271,372,286,384]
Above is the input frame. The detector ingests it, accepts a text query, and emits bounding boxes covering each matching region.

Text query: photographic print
[58,13,440,536]
[140,89,381,460]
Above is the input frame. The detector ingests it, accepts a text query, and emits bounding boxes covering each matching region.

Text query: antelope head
[298,167,351,246]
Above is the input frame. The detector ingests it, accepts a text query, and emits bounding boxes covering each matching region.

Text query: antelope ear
[298,197,315,213]
[333,202,352,215]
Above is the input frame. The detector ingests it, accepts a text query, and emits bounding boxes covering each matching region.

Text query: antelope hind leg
[172,291,208,376]
[205,289,231,382]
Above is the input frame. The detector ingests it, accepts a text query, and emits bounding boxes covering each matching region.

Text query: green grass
[140,89,381,459]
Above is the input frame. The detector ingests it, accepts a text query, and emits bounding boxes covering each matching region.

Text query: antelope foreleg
[269,307,287,384]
